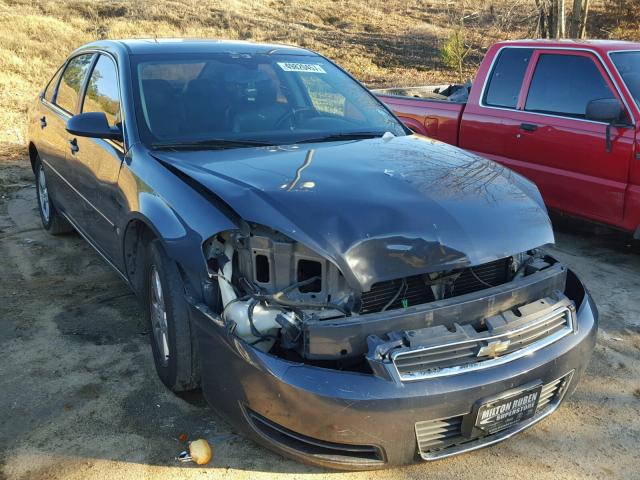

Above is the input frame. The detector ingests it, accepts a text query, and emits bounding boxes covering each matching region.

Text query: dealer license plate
[474,385,542,435]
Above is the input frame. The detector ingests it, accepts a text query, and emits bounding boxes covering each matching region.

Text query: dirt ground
[0,157,639,480]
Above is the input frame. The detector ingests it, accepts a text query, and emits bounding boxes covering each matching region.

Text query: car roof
[494,39,640,54]
[76,38,316,56]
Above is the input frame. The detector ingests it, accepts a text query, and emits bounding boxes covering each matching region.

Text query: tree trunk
[568,0,590,38]
[551,0,566,37]
[558,0,566,38]
[570,0,582,37]
[535,0,547,37]
[536,0,559,38]
[578,0,590,38]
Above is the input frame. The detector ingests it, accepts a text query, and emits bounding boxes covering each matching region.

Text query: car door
[38,53,95,220]
[507,50,634,225]
[69,53,125,265]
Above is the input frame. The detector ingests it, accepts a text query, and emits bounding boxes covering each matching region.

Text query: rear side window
[525,54,615,119]
[43,66,63,103]
[54,54,95,114]
[82,54,121,128]
[483,48,532,108]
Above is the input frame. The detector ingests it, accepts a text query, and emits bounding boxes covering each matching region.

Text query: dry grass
[0,0,628,147]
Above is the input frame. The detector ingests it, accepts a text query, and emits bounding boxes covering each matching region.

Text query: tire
[144,239,200,392]
[34,155,73,235]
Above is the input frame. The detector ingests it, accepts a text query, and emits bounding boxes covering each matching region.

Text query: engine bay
[203,224,562,370]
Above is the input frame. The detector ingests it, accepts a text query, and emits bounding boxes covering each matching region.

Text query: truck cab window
[525,54,615,119]
[483,48,532,109]
[610,51,640,107]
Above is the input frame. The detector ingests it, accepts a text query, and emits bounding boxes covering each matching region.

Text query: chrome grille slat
[537,399,551,410]
[397,344,479,358]
[540,387,559,397]
[538,393,555,403]
[416,417,464,451]
[416,424,461,436]
[506,317,567,346]
[392,297,575,381]
[395,351,476,369]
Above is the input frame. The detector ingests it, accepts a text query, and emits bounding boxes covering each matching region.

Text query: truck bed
[373,84,469,144]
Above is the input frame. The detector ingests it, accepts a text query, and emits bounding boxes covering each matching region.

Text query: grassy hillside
[0,0,632,146]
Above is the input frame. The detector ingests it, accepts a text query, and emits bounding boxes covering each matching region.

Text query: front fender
[118,147,236,298]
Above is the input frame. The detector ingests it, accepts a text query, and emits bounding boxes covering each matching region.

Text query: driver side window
[82,54,121,129]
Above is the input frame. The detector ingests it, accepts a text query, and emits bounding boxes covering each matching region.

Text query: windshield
[611,51,640,107]
[130,52,407,148]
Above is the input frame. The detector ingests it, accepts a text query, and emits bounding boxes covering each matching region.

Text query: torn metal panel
[302,263,567,360]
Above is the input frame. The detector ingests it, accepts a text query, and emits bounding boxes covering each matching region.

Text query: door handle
[520,123,538,132]
[40,116,47,129]
[69,138,79,154]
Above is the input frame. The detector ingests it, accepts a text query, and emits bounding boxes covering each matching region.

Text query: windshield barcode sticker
[277,62,326,73]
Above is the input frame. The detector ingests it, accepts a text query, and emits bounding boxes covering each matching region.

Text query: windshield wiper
[292,131,386,144]
[150,138,273,150]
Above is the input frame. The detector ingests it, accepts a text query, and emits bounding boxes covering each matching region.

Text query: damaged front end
[190,221,596,469]
[201,224,576,380]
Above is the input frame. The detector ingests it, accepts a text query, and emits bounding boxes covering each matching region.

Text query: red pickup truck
[376,40,640,237]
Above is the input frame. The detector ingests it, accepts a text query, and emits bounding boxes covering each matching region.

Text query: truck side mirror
[585,98,626,153]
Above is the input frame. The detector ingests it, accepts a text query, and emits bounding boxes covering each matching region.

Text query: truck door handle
[520,123,538,132]
[40,116,47,129]
[69,138,79,154]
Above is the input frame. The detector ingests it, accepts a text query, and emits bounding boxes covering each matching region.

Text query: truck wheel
[145,239,200,392]
[34,155,73,235]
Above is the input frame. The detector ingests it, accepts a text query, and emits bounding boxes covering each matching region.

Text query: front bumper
[191,269,597,470]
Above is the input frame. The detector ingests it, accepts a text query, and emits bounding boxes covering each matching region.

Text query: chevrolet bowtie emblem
[477,340,511,358]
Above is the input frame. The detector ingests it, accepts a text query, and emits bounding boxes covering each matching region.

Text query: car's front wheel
[144,239,200,392]
[34,155,72,235]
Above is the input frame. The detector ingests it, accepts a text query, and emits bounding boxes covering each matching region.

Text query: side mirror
[66,112,122,141]
[585,98,625,124]
[585,99,627,153]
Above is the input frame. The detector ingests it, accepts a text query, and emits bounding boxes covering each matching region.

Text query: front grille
[359,257,511,314]
[416,372,571,458]
[536,375,565,412]
[246,409,385,466]
[415,416,464,453]
[391,295,575,381]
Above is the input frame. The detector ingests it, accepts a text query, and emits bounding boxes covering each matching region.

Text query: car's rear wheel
[34,155,73,235]
[145,239,200,392]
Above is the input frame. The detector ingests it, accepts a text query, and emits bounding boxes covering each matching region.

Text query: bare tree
[535,0,551,37]
[536,0,590,38]
[569,0,590,38]
[557,0,566,37]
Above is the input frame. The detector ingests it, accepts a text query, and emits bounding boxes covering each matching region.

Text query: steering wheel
[275,107,319,130]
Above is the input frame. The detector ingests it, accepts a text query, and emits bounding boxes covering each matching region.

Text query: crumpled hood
[153,135,554,291]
